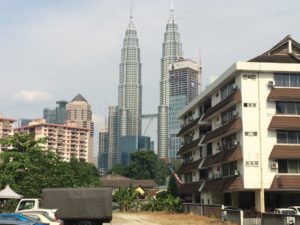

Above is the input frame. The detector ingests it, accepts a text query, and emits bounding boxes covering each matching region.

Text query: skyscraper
[66,94,95,164]
[168,59,201,160]
[107,106,120,170]
[98,128,109,174]
[118,12,142,137]
[43,100,68,124]
[158,8,183,159]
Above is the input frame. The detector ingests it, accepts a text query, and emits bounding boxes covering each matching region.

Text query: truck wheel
[78,221,92,225]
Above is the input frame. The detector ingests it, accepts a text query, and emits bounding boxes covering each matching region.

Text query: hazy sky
[0,0,299,147]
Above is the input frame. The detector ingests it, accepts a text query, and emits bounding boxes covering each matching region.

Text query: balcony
[203,90,241,121]
[178,158,203,174]
[177,138,201,156]
[177,117,200,137]
[202,118,242,144]
[269,116,300,130]
[268,88,300,101]
[178,181,203,195]
[202,146,243,168]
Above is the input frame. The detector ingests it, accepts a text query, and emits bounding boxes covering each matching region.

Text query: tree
[0,133,100,198]
[167,175,178,197]
[109,164,127,176]
[126,150,168,185]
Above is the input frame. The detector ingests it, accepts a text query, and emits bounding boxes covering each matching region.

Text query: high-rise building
[158,8,183,159]
[98,128,109,174]
[168,59,201,160]
[176,36,300,211]
[17,118,32,127]
[118,12,142,137]
[43,100,68,124]
[0,113,16,153]
[16,118,89,161]
[120,135,151,166]
[66,94,95,164]
[107,106,120,170]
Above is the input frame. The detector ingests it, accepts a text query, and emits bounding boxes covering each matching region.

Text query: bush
[142,194,183,213]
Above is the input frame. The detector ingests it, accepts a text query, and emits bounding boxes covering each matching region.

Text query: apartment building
[0,114,16,152]
[177,36,300,212]
[15,118,89,161]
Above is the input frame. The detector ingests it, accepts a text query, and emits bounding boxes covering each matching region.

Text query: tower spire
[130,1,133,19]
[170,2,174,12]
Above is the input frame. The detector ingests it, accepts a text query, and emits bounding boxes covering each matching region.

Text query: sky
[0,0,299,153]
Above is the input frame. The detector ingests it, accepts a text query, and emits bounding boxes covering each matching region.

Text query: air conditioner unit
[234,170,239,175]
[232,84,237,90]
[268,81,274,88]
[232,111,238,117]
[216,121,221,127]
[271,161,278,169]
[233,139,238,146]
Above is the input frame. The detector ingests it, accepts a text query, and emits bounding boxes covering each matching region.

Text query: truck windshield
[18,201,35,210]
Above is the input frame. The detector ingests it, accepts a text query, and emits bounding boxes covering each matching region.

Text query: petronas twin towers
[118,8,182,159]
[118,14,142,137]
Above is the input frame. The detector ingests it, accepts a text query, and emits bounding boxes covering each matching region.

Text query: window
[277,130,300,144]
[278,160,300,173]
[184,173,193,183]
[221,79,236,100]
[207,143,212,156]
[18,200,35,210]
[221,106,236,124]
[274,73,300,87]
[221,133,237,150]
[222,162,237,177]
[245,131,258,136]
[276,102,300,115]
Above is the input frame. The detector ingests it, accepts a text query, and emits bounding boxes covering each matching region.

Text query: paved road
[104,213,160,225]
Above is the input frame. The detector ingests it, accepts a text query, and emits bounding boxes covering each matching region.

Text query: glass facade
[120,135,151,166]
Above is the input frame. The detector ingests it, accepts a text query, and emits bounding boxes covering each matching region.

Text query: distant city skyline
[0,1,299,155]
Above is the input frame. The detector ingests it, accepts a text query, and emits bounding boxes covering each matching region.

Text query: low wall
[183,203,222,218]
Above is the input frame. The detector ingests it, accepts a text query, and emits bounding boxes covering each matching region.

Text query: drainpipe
[257,70,265,212]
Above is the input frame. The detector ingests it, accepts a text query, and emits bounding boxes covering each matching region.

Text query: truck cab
[16,199,57,220]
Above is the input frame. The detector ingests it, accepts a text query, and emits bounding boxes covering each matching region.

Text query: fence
[182,203,222,218]
[182,203,300,225]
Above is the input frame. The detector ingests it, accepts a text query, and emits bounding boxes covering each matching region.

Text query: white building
[16,118,89,162]
[0,114,16,152]
[177,36,300,212]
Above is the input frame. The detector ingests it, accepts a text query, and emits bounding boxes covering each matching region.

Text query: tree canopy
[110,150,169,185]
[0,133,100,198]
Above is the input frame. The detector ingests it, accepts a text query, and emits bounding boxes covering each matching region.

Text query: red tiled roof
[268,116,300,130]
[177,117,200,137]
[178,158,203,174]
[203,91,241,120]
[270,175,300,190]
[267,88,300,101]
[201,176,244,192]
[178,181,203,195]
[269,145,300,159]
[177,138,201,156]
[202,146,243,168]
[202,118,242,144]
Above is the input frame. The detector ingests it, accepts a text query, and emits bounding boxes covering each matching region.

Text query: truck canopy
[41,188,112,220]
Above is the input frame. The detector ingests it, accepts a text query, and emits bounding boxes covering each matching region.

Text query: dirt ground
[104,212,236,225]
